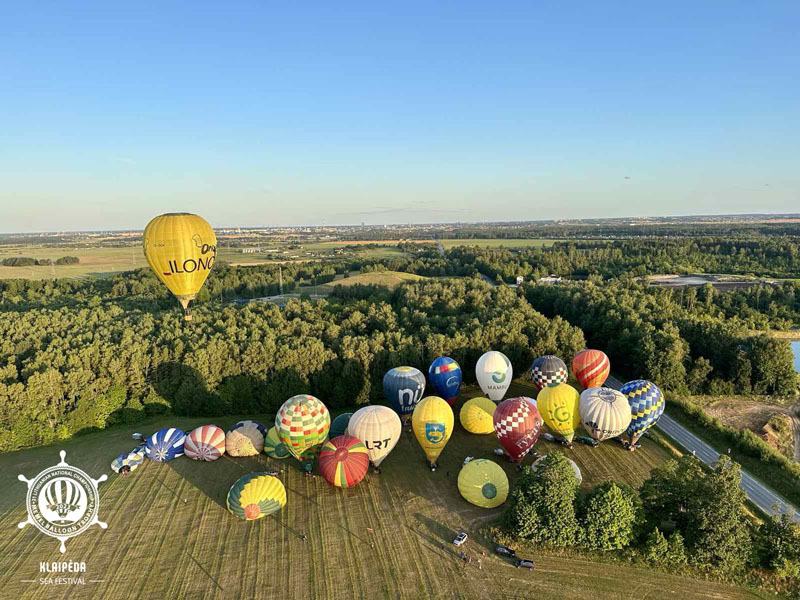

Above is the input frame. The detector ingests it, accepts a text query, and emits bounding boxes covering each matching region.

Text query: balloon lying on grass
[231,420,268,437]
[275,394,331,466]
[578,387,632,442]
[112,444,145,474]
[264,426,290,459]
[493,397,542,463]
[460,397,496,434]
[621,379,665,445]
[330,413,353,439]
[530,355,568,390]
[537,383,581,443]
[227,473,287,520]
[145,428,186,462]
[184,425,226,461]
[458,459,509,508]
[476,351,513,401]
[226,422,265,457]
[572,349,610,389]
[412,396,454,467]
[319,435,370,488]
[428,356,462,406]
[383,367,425,419]
[143,212,217,321]
[347,405,401,467]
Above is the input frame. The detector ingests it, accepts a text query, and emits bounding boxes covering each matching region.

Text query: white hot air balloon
[475,351,513,402]
[579,387,632,442]
[347,405,402,468]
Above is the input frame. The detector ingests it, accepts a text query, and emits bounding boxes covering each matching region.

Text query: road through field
[605,375,800,522]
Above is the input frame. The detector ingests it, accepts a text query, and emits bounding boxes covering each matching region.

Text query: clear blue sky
[1,1,798,231]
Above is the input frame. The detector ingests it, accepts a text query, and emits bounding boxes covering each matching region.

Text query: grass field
[0,380,765,600]
[321,271,426,290]
[438,238,568,249]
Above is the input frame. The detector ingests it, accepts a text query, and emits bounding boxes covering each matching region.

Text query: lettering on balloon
[364,438,392,450]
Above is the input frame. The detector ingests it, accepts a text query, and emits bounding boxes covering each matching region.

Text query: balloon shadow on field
[407,514,461,559]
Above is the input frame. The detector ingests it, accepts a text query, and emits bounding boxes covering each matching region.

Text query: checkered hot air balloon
[185,425,226,461]
[145,428,186,463]
[493,397,542,462]
[275,395,331,464]
[227,473,286,520]
[319,435,370,488]
[572,349,610,389]
[621,380,665,445]
[530,355,568,390]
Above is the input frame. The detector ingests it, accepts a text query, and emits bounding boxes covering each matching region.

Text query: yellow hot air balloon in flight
[143,213,217,320]
[412,396,453,469]
[537,383,581,443]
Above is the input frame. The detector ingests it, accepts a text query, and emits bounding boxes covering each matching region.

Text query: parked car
[495,545,516,557]
[453,532,468,546]
[575,436,598,447]
[542,432,555,442]
[515,559,535,569]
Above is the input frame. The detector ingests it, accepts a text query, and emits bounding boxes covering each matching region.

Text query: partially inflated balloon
[112,444,146,474]
[275,395,331,463]
[428,357,462,406]
[460,397,496,434]
[572,349,610,389]
[227,473,286,520]
[185,425,226,461]
[319,435,370,488]
[347,405,401,467]
[145,428,186,462]
[264,426,290,459]
[330,413,353,439]
[476,351,513,401]
[493,397,542,462]
[143,213,216,320]
[458,459,509,508]
[383,367,425,418]
[537,383,581,443]
[621,380,665,445]
[226,422,265,457]
[412,396,454,466]
[530,355,569,390]
[579,387,632,442]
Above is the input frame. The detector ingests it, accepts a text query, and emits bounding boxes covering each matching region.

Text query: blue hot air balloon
[620,380,665,445]
[428,357,463,407]
[145,428,186,463]
[383,367,426,420]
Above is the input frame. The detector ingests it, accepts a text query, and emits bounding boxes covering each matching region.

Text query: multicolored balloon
[537,383,581,443]
[275,394,331,463]
[579,387,632,442]
[428,357,462,406]
[383,367,426,418]
[621,380,665,445]
[263,426,290,459]
[572,349,610,389]
[412,396,454,467]
[227,473,286,520]
[145,428,186,462]
[184,425,226,461]
[493,397,542,462]
[476,351,513,401]
[319,435,370,488]
[112,444,146,474]
[458,459,509,508]
[530,355,568,389]
[226,422,265,457]
[330,413,353,439]
[347,405,402,467]
[459,397,497,434]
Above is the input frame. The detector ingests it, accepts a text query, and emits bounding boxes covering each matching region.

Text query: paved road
[605,375,799,522]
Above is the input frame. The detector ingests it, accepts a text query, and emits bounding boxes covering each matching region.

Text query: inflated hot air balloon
[231,420,268,437]
[347,405,402,468]
[275,395,331,466]
[226,422,265,457]
[145,428,186,462]
[621,380,665,445]
[112,444,146,474]
[579,387,632,442]
[476,351,512,401]
[184,425,226,461]
[493,397,542,462]
[459,397,496,434]
[264,426,290,459]
[330,413,353,439]
[521,397,545,427]
[143,213,217,320]
[227,473,287,520]
[532,455,582,484]
[319,435,370,488]
[383,367,425,420]
[458,459,509,508]
[572,349,610,389]
[537,383,581,443]
[412,396,453,468]
[429,357,462,406]
[530,355,569,390]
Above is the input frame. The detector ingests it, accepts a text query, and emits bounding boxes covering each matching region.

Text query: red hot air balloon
[319,435,370,488]
[493,397,542,463]
[572,349,610,389]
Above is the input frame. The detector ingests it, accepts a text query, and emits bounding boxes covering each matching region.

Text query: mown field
[0,380,766,600]
[321,271,426,290]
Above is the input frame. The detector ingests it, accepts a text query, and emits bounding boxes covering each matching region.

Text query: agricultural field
[0,381,762,600]
[320,271,426,290]
[438,238,568,249]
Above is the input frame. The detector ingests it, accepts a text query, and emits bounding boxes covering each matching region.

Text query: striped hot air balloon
[530,355,568,390]
[572,349,610,389]
[319,435,370,488]
[621,380,665,445]
[227,473,287,520]
[185,425,226,461]
[264,426,290,459]
[226,422,265,457]
[145,428,186,463]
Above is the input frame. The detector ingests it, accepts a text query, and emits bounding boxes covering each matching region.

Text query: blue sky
[1,1,798,231]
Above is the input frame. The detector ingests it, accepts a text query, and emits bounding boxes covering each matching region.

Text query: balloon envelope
[621,380,665,444]
[347,405,402,467]
[145,428,186,462]
[330,413,353,439]
[319,435,370,488]
[579,387,632,441]
[226,423,265,457]
[112,444,146,474]
[264,426,290,459]
[572,349,610,389]
[227,473,286,520]
[185,425,226,461]
[475,351,513,401]
[143,213,216,319]
[537,384,581,443]
[493,397,542,462]
[275,394,331,462]
[412,396,454,465]
[458,459,509,508]
[428,357,462,405]
[460,397,496,434]
[231,420,268,437]
[530,355,569,390]
[383,367,426,417]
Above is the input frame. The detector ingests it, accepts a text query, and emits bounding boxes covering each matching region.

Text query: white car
[453,532,468,546]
